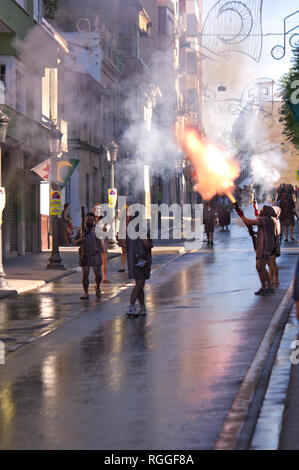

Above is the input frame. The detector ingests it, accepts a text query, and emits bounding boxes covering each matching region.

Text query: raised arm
[241,216,259,226]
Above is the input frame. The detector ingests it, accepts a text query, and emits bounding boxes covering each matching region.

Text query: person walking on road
[125,228,153,317]
[75,212,102,300]
[280,192,295,242]
[238,205,276,296]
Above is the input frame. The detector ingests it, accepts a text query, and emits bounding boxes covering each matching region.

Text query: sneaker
[266,288,275,295]
[125,305,139,316]
[139,305,146,316]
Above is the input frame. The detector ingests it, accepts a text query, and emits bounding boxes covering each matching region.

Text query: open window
[139,8,152,37]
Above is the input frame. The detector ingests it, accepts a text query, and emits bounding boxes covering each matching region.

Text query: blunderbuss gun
[233,201,257,251]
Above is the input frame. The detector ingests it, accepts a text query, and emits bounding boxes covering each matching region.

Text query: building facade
[0,0,69,256]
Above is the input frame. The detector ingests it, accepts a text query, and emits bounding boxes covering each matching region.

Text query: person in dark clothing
[294,260,299,321]
[125,230,153,317]
[203,201,217,245]
[75,212,102,300]
[217,198,231,231]
[62,203,72,245]
[239,205,276,296]
[279,192,295,241]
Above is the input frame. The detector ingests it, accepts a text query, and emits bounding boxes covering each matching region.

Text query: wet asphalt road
[0,214,298,450]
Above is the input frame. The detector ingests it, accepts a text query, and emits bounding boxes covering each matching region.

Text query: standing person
[92,202,102,222]
[238,205,276,296]
[269,205,282,286]
[62,203,72,246]
[280,192,295,241]
[125,227,153,317]
[92,202,114,284]
[97,214,115,284]
[203,201,217,245]
[217,198,230,231]
[75,212,102,300]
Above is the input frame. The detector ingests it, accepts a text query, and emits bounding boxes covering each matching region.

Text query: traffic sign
[50,190,61,215]
[108,188,117,208]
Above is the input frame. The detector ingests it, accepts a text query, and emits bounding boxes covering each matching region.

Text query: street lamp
[107,141,118,247]
[47,123,65,270]
[0,110,9,288]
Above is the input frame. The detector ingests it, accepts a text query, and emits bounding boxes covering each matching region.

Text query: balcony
[1,103,50,154]
[123,55,148,77]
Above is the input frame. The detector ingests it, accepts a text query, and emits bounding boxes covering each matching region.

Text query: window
[0,65,6,104]
[0,65,6,88]
[42,68,57,121]
[15,69,25,113]
[158,7,174,36]
[158,7,167,35]
[139,9,152,37]
[179,0,186,12]
[186,52,197,74]
[119,23,139,58]
[119,24,133,57]
[186,14,198,36]
[33,0,43,22]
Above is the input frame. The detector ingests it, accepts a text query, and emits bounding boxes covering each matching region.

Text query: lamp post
[47,123,65,270]
[0,110,9,288]
[107,141,118,247]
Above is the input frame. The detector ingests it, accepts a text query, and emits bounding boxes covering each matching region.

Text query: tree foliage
[280,46,299,149]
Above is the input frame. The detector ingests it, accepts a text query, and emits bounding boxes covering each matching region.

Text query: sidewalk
[0,247,121,300]
[0,243,185,300]
[277,304,299,450]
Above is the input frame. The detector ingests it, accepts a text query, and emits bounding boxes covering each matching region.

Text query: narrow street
[0,215,297,450]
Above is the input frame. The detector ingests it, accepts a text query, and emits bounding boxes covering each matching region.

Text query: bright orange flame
[179,127,240,201]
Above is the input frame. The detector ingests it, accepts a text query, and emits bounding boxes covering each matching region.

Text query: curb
[0,268,78,300]
[0,252,122,301]
[250,303,298,450]
[214,280,294,450]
